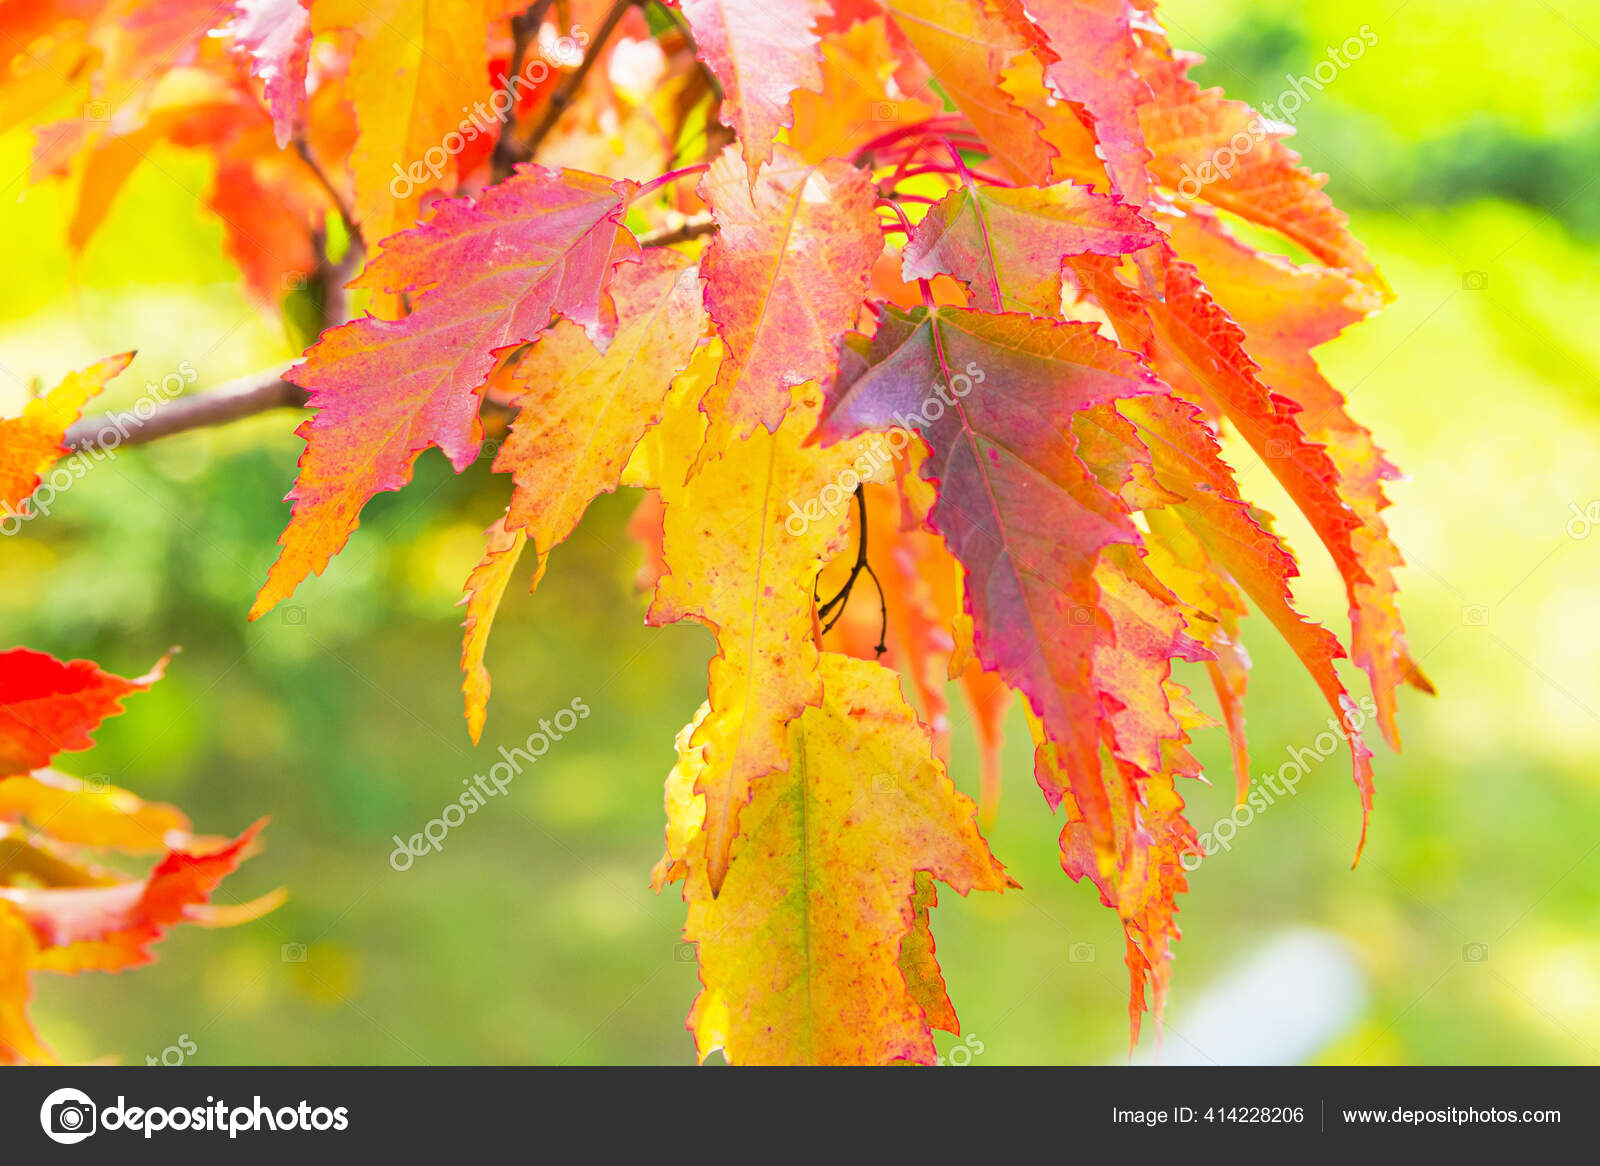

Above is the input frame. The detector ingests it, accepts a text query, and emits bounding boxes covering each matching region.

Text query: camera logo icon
[1462,942,1489,963]
[40,1087,97,1144]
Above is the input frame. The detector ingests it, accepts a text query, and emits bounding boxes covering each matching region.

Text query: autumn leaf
[311,0,500,243]
[0,904,48,1064]
[788,15,937,165]
[648,386,877,896]
[495,249,707,586]
[694,142,880,450]
[0,645,273,1060]
[1136,35,1386,293]
[1171,209,1431,745]
[678,0,827,178]
[658,652,1009,1065]
[252,166,637,619]
[15,821,268,973]
[0,353,132,519]
[815,305,1161,824]
[459,514,528,746]
[229,0,310,147]
[884,0,1056,183]
[0,647,165,776]
[900,179,1161,315]
[1023,0,1153,203]
[1128,391,1377,853]
[0,769,190,852]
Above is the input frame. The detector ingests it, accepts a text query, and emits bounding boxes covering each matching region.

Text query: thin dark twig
[491,0,554,179]
[816,486,888,654]
[636,215,715,247]
[293,139,360,247]
[63,367,517,453]
[519,0,634,162]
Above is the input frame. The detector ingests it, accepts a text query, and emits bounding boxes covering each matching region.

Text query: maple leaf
[12,821,268,973]
[229,0,310,148]
[496,249,707,584]
[0,646,274,1060]
[694,142,880,450]
[1135,36,1385,294]
[0,904,49,1064]
[678,0,827,178]
[658,652,1009,1064]
[1023,0,1152,203]
[900,179,1161,315]
[456,251,706,739]
[0,353,132,519]
[648,386,878,896]
[814,305,1162,822]
[0,769,190,852]
[1171,210,1431,745]
[0,647,166,776]
[459,514,528,747]
[251,165,638,619]
[1129,391,1377,853]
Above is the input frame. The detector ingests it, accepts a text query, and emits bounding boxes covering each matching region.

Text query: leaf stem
[632,162,711,203]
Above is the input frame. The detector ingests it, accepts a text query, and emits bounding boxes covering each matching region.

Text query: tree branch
[62,362,533,454]
[59,213,713,455]
[63,371,308,453]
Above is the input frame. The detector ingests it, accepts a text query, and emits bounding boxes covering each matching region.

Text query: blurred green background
[3,0,1598,1065]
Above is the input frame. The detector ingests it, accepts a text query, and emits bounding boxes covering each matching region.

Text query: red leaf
[252,166,638,618]
[815,306,1161,822]
[679,0,828,178]
[0,648,166,776]
[9,821,267,973]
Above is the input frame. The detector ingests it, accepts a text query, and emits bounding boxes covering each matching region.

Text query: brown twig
[64,371,309,452]
[63,368,519,454]
[516,0,635,163]
[491,0,555,180]
[637,214,715,248]
[294,138,360,250]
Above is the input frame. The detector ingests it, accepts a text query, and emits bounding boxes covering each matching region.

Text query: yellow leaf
[314,0,497,244]
[494,250,707,591]
[788,16,936,165]
[661,653,1009,1064]
[458,514,528,745]
[0,353,132,518]
[648,387,877,894]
